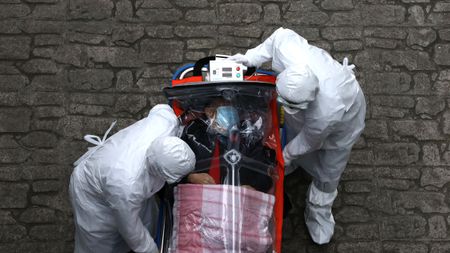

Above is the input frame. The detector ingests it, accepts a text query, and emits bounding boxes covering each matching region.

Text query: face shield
[277,96,306,115]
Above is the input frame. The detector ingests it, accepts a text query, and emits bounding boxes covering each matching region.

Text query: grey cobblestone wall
[0,0,449,252]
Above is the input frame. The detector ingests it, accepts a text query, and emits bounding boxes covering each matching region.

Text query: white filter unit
[209,59,244,81]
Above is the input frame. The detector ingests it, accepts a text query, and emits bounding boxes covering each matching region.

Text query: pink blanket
[169,184,275,253]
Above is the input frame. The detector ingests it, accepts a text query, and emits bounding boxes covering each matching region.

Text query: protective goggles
[276,96,309,110]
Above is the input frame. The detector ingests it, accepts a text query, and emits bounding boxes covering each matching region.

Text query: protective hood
[147,136,195,184]
[276,66,319,110]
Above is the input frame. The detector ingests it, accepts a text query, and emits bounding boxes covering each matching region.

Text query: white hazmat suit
[230,27,366,244]
[69,104,195,253]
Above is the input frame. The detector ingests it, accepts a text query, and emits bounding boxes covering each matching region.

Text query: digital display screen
[222,67,232,72]
[222,73,232,77]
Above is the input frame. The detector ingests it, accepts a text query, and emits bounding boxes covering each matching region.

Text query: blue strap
[281,126,287,148]
[256,69,277,76]
[154,198,165,248]
[172,63,195,81]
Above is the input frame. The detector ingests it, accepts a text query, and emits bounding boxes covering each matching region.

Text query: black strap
[193,56,216,76]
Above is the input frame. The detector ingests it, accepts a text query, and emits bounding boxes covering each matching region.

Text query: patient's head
[204,99,239,137]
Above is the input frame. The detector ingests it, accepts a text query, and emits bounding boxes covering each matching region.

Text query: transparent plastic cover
[165,82,280,253]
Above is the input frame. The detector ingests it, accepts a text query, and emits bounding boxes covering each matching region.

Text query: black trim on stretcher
[164,81,276,100]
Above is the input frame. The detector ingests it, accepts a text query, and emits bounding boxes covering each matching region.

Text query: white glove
[283,149,296,175]
[283,150,292,167]
[283,154,292,167]
[228,53,253,67]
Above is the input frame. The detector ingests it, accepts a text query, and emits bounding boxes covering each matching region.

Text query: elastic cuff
[283,148,295,162]
[244,51,259,68]
[313,180,340,193]
[142,240,158,253]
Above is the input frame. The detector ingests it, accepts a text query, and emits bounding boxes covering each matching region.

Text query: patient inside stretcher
[179,98,276,193]
[170,99,277,253]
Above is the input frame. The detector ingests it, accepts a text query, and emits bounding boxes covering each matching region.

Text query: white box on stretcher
[209,59,245,81]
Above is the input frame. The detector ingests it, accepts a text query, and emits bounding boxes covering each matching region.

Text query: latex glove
[228,53,253,67]
[150,247,159,253]
[187,173,216,184]
[283,149,296,175]
[283,149,292,167]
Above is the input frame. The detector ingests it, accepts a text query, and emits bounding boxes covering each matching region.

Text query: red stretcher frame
[170,74,285,253]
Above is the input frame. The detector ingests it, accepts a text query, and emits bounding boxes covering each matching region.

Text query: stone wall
[0,0,449,252]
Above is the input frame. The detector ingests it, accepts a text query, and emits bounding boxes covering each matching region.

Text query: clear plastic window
[166,83,280,253]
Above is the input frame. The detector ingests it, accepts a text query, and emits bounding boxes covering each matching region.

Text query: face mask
[210,106,239,136]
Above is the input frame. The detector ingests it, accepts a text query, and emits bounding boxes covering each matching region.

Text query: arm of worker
[243,28,284,67]
[242,33,276,67]
[229,27,282,67]
[243,27,310,69]
[283,120,333,164]
[147,104,180,137]
[283,107,344,164]
[104,177,158,253]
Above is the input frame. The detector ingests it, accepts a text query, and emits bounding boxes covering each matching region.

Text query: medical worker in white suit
[230,27,366,244]
[69,104,195,253]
